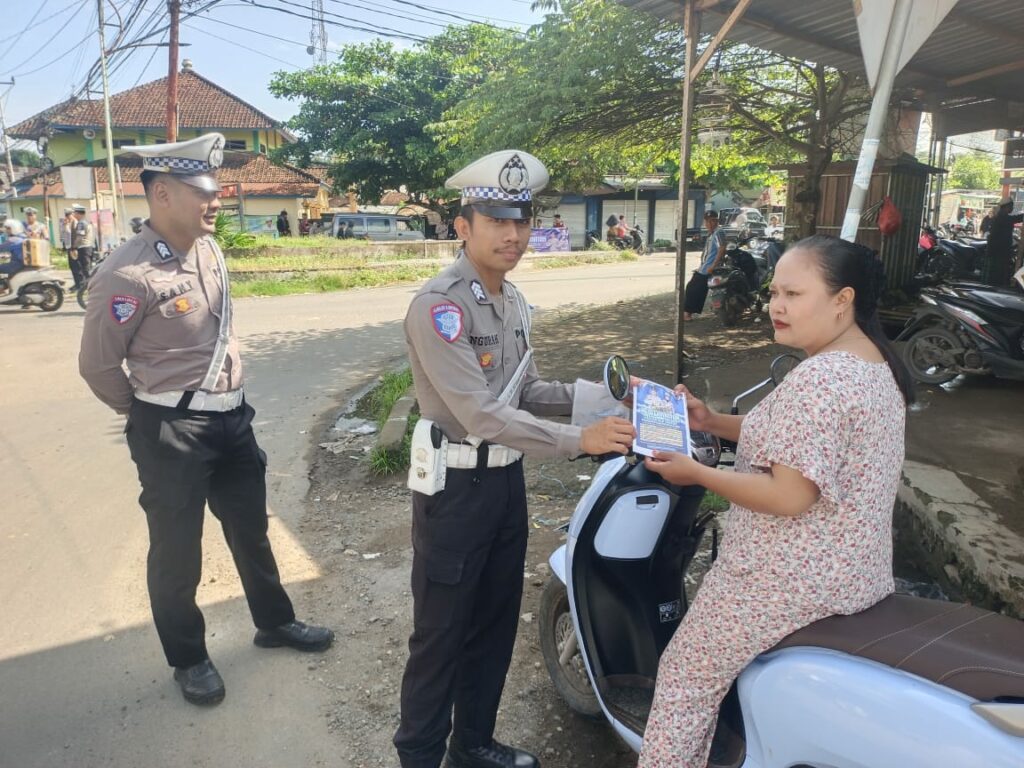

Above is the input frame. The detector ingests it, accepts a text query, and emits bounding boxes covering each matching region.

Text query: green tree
[1,149,42,167]
[269,25,518,204]
[947,150,1000,190]
[450,0,872,236]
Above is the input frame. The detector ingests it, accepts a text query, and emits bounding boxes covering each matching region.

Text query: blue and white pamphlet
[632,380,691,458]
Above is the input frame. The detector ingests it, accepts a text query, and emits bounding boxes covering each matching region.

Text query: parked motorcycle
[540,354,1024,767]
[897,281,1024,384]
[917,226,987,282]
[708,236,780,326]
[0,266,65,311]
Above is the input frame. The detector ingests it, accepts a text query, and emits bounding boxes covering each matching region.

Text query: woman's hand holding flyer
[632,380,691,457]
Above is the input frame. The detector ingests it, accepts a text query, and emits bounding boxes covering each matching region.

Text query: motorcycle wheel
[38,285,64,312]
[538,577,602,718]
[902,326,962,385]
[719,296,742,327]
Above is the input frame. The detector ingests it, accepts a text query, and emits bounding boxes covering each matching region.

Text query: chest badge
[469,280,487,304]
[430,302,463,343]
[154,241,174,262]
[479,352,494,368]
[173,297,194,314]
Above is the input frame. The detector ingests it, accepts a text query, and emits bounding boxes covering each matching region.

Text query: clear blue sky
[1,0,546,134]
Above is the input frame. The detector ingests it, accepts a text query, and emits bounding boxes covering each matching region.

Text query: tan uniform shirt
[71,217,94,249]
[405,253,582,458]
[79,223,242,414]
[25,221,47,240]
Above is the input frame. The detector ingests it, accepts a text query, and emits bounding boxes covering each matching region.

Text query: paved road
[0,256,678,767]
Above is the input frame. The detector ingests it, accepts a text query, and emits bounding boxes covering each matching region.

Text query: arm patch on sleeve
[430,302,463,343]
[110,295,141,325]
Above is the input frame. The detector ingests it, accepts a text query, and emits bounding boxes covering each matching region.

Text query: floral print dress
[638,352,906,768]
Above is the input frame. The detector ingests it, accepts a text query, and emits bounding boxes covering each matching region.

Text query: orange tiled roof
[15,152,322,197]
[10,70,284,138]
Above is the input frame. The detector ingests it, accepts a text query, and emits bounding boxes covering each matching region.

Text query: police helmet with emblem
[123,132,225,193]
[446,150,549,220]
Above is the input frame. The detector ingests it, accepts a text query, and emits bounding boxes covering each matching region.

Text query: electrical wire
[182,21,302,68]
[1,0,91,75]
[239,0,430,43]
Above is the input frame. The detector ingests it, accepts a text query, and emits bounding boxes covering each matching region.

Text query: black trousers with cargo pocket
[394,460,529,768]
[125,398,295,668]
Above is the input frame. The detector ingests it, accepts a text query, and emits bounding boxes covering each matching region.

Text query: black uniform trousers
[71,246,93,289]
[394,460,529,768]
[125,398,295,668]
[683,271,710,315]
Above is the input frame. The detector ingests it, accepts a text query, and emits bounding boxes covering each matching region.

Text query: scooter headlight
[708,276,724,287]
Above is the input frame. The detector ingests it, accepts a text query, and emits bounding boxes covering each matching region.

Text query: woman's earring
[837,310,845,322]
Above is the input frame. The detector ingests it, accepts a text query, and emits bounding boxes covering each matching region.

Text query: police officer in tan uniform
[23,207,47,240]
[395,150,635,768]
[79,133,333,707]
[70,204,95,291]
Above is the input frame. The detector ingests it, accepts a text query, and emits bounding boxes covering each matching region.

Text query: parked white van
[331,213,425,241]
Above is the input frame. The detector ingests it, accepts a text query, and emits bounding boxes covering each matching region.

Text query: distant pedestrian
[23,207,47,240]
[683,209,724,320]
[276,210,291,237]
[553,214,565,228]
[435,218,448,240]
[60,208,74,259]
[70,204,95,292]
[986,196,1023,287]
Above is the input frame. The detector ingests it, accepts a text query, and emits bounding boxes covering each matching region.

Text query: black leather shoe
[445,739,540,768]
[253,620,334,652]
[173,659,225,706]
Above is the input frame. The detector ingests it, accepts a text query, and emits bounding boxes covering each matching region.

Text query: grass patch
[534,251,638,269]
[230,264,440,297]
[366,368,416,476]
[699,491,730,513]
[225,250,425,273]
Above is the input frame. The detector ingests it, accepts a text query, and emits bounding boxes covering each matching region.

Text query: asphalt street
[0,255,679,767]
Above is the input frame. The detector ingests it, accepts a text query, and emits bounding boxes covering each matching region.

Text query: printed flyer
[632,380,691,457]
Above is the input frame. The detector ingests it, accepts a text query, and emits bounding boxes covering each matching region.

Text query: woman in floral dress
[638,235,916,767]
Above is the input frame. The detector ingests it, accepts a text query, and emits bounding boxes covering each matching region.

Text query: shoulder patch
[154,241,174,262]
[430,302,463,343]
[110,295,141,325]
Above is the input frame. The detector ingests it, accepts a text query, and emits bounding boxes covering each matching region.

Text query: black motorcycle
[917,233,987,282]
[897,280,1024,384]
[708,236,781,326]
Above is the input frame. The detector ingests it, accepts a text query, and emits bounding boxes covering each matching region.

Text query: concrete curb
[376,390,417,453]
[896,459,1024,617]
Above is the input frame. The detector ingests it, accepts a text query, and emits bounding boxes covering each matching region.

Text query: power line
[239,0,431,43]
[182,21,302,69]
[321,0,452,31]
[2,0,91,76]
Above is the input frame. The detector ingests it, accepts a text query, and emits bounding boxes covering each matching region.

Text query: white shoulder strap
[199,238,232,392]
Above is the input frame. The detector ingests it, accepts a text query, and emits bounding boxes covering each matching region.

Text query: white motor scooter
[0,266,65,311]
[540,355,1024,767]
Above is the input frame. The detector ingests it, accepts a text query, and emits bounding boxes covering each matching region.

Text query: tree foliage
[946,150,1000,191]
[1,149,42,168]
[269,25,518,203]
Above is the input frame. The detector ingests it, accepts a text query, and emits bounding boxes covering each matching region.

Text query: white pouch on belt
[407,419,448,495]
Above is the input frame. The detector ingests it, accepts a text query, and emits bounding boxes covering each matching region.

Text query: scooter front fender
[548,544,567,586]
[894,308,947,342]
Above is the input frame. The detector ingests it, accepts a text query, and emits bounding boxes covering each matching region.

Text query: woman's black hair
[794,234,916,405]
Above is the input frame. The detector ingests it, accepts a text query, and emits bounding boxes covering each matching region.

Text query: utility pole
[167,0,181,142]
[96,0,121,238]
[0,79,17,199]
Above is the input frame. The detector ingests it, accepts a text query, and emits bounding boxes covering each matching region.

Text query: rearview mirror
[770,354,801,386]
[603,355,631,401]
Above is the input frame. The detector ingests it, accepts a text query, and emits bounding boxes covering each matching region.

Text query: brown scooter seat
[770,593,1024,701]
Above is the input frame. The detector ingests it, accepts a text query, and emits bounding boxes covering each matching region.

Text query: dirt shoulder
[296,293,777,768]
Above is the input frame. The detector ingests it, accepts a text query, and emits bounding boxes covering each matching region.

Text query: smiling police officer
[395,150,635,768]
[79,133,333,707]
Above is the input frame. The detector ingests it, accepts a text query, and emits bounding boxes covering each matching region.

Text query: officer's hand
[581,417,635,456]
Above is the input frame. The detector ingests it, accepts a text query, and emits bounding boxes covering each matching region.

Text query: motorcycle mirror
[770,353,802,386]
[603,355,631,401]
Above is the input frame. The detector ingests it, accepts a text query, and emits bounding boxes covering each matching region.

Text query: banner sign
[529,227,571,253]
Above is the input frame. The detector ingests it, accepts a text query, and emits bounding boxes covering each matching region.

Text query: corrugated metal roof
[615,0,1024,110]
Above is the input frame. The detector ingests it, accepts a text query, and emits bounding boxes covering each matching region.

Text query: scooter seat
[770,594,1024,701]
